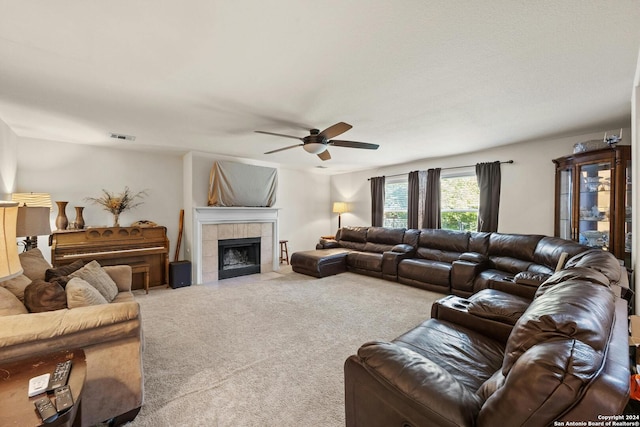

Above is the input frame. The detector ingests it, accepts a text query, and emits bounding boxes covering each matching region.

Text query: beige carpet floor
[126,268,444,427]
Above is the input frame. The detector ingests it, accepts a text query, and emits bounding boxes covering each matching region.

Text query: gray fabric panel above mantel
[208,161,277,207]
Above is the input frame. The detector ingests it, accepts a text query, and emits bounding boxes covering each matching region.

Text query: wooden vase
[55,201,69,230]
[74,206,85,229]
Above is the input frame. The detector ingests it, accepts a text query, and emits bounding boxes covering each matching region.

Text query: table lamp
[0,201,23,281]
[16,206,52,251]
[332,202,348,229]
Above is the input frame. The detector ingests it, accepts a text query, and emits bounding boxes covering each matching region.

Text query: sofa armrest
[103,265,133,292]
[381,248,415,281]
[514,271,550,287]
[459,252,488,263]
[390,243,415,254]
[0,301,140,364]
[316,238,340,249]
[349,341,482,427]
[451,260,488,295]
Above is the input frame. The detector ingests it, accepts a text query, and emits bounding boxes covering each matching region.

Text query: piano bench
[130,262,150,294]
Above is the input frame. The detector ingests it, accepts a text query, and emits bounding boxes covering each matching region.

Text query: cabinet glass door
[558,168,573,240]
[578,161,611,249]
[625,159,632,263]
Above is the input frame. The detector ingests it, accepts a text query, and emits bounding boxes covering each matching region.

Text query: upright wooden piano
[51,226,169,291]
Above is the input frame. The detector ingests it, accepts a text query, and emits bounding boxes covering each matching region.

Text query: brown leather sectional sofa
[344,249,630,426]
[291,227,631,426]
[291,226,588,298]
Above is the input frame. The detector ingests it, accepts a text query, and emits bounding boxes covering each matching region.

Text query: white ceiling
[1,1,639,174]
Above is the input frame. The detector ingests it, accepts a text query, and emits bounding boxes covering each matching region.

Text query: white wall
[331,127,631,236]
[16,138,183,262]
[0,118,18,200]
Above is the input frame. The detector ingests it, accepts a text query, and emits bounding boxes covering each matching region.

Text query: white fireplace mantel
[193,207,280,283]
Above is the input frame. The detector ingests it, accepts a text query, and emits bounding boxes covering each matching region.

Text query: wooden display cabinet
[553,145,631,266]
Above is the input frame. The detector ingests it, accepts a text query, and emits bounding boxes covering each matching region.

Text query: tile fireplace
[193,207,279,283]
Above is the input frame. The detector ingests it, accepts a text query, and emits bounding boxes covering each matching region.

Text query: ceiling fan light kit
[255,122,379,161]
[303,143,327,154]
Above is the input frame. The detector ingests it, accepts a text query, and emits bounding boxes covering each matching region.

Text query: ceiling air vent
[109,133,136,141]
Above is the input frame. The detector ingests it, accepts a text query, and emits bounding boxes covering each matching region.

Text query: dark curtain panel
[476,161,501,232]
[407,171,420,229]
[423,168,441,229]
[370,176,385,227]
[417,170,428,229]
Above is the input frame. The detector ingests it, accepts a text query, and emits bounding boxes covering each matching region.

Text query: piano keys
[51,226,169,290]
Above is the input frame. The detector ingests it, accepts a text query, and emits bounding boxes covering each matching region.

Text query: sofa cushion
[488,233,543,262]
[393,319,504,392]
[0,274,32,302]
[70,260,118,302]
[467,289,529,325]
[0,286,28,316]
[347,251,383,272]
[366,227,405,245]
[535,267,610,298]
[565,249,622,285]
[23,279,68,313]
[533,236,587,270]
[489,256,533,274]
[502,281,614,375]
[45,260,85,287]
[338,226,368,243]
[18,248,51,281]
[66,277,109,308]
[398,259,451,286]
[418,229,470,253]
[479,339,601,426]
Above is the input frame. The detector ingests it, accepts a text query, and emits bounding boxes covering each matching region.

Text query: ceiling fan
[255,122,379,161]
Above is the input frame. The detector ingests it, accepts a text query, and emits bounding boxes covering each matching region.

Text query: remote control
[54,385,74,412]
[27,373,50,397]
[34,397,58,423]
[47,360,71,391]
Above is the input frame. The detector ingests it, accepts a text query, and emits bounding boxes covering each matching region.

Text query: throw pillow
[0,286,28,316]
[0,274,32,302]
[66,277,108,308]
[18,248,51,281]
[70,260,118,302]
[23,279,67,313]
[45,260,85,288]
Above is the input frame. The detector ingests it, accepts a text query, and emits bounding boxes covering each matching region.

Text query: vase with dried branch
[85,187,148,227]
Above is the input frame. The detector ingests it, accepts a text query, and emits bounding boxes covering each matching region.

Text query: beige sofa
[0,249,143,427]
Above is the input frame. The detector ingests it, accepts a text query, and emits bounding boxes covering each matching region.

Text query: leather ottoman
[291,249,349,278]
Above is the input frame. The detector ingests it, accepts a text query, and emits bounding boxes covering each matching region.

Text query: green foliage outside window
[441,175,479,232]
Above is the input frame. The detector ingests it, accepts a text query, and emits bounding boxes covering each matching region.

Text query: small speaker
[169,261,191,288]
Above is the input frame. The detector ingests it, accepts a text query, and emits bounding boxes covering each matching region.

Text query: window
[440,173,479,232]
[383,177,408,228]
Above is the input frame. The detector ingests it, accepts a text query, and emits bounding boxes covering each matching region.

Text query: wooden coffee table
[0,349,86,427]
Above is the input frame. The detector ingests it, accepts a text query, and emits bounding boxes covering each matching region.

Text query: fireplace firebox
[218,237,261,279]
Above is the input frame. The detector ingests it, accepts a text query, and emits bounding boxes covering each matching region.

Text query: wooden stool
[279,240,290,265]
[130,262,151,294]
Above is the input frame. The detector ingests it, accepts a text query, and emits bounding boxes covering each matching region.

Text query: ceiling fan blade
[255,130,304,141]
[317,150,331,161]
[264,143,303,154]
[318,122,352,140]
[329,140,379,150]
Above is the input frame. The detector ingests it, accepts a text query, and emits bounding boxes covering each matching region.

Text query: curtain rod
[368,160,514,180]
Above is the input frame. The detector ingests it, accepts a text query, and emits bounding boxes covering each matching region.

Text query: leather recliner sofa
[296,226,588,298]
[344,249,630,426]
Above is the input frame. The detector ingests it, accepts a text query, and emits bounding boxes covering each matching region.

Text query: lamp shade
[11,192,52,208]
[16,206,52,237]
[332,202,348,214]
[0,202,23,281]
